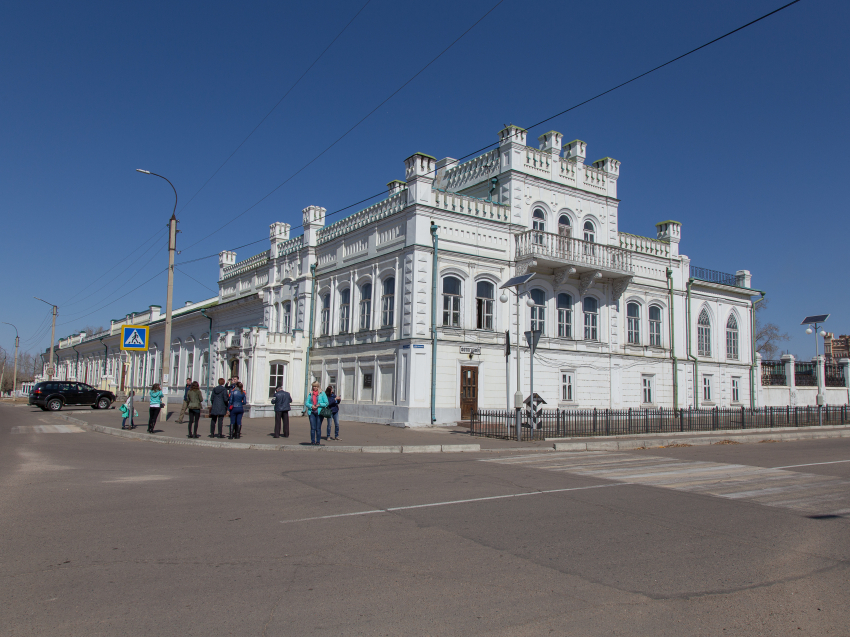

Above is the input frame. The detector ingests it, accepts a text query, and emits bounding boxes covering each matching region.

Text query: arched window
[339,289,350,333]
[557,293,572,338]
[627,302,640,345]
[320,294,330,335]
[282,301,292,334]
[532,209,546,245]
[583,297,598,340]
[583,221,596,243]
[530,288,546,334]
[476,281,494,330]
[649,305,662,347]
[558,214,571,237]
[726,314,739,360]
[381,277,395,327]
[442,277,461,327]
[698,308,711,357]
[359,283,372,330]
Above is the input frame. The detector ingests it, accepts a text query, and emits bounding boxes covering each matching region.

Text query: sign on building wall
[460,345,481,355]
[120,325,149,351]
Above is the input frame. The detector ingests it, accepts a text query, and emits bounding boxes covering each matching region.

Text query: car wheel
[47,399,63,411]
[97,397,111,410]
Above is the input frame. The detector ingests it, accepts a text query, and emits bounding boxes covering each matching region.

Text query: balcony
[515,230,633,277]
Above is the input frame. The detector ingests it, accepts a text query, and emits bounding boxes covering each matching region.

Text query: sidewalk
[36,401,555,452]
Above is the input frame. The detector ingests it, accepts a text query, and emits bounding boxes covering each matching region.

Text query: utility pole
[2,323,19,397]
[137,169,178,422]
[34,298,57,379]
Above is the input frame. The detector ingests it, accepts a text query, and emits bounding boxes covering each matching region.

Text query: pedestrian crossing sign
[120,325,149,351]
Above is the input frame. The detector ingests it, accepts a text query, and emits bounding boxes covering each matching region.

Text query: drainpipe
[666,268,678,410]
[201,308,213,401]
[750,291,766,410]
[302,262,318,414]
[430,221,439,424]
[487,177,498,203]
[686,279,698,409]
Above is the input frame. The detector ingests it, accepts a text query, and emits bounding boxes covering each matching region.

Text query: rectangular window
[382,294,394,327]
[187,352,194,381]
[476,298,493,330]
[320,307,330,336]
[282,304,292,334]
[558,309,572,338]
[339,303,349,333]
[530,306,545,333]
[200,351,209,386]
[443,295,460,327]
[561,372,574,401]
[732,377,740,403]
[379,366,394,402]
[727,328,739,360]
[703,375,712,402]
[698,326,711,357]
[360,298,372,330]
[268,363,285,398]
[642,375,654,404]
[584,312,597,340]
[628,317,640,345]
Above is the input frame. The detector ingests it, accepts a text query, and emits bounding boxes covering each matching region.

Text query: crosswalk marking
[484,452,850,516]
[11,425,85,434]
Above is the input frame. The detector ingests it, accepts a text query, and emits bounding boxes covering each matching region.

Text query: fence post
[644,408,648,434]
[593,408,597,434]
[680,408,684,432]
[605,409,610,436]
[818,404,823,427]
[742,405,746,430]
[713,407,719,431]
[628,407,632,434]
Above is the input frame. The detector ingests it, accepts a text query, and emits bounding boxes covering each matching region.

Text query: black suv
[29,381,115,411]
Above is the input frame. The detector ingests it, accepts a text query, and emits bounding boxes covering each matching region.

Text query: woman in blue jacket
[228,382,247,439]
[323,385,341,441]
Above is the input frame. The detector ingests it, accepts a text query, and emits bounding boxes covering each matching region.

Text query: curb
[552,426,850,451]
[54,414,481,454]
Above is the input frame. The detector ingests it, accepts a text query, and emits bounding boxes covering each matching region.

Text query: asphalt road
[2,405,849,636]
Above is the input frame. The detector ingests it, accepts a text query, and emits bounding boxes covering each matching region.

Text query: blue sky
[2,0,847,360]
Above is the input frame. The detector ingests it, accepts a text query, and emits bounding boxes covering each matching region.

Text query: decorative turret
[404,152,435,206]
[655,220,681,257]
[592,157,620,177]
[387,179,406,196]
[302,206,326,247]
[219,250,236,280]
[564,139,587,164]
[499,124,527,147]
[269,221,291,254]
[538,131,563,155]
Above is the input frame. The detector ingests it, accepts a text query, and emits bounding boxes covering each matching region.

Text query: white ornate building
[48,124,789,424]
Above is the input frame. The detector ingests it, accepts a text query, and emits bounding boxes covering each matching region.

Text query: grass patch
[661,443,693,448]
[759,439,780,443]
[713,439,742,445]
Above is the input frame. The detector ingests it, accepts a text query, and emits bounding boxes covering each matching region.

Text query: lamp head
[526,296,535,308]
[136,169,151,174]
[806,327,813,334]
[499,293,508,304]
[820,330,827,337]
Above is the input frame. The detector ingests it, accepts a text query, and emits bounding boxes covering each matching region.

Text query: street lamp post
[33,298,57,379]
[2,323,20,397]
[137,169,178,422]
[500,273,535,440]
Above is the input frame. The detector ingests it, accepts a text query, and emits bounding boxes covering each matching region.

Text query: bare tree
[755,298,789,360]
[77,325,106,337]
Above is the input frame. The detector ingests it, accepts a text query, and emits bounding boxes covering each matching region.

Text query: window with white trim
[642,375,654,404]
[476,281,494,330]
[583,297,598,340]
[338,289,350,333]
[442,277,461,327]
[627,302,640,345]
[732,377,740,403]
[268,363,285,398]
[698,308,711,357]
[557,293,572,338]
[320,294,330,336]
[359,283,372,330]
[561,371,574,401]
[649,305,662,347]
[726,314,739,360]
[529,288,546,334]
[381,277,395,327]
[282,301,291,334]
[703,375,713,402]
[532,209,545,245]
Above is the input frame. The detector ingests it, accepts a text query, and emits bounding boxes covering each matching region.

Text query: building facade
[46,125,779,424]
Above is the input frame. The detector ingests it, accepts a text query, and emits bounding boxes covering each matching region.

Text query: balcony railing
[689,265,740,287]
[515,230,633,274]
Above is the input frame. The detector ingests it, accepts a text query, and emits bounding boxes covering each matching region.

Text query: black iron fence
[470,406,850,441]
[689,266,739,287]
[795,362,818,387]
[761,360,786,386]
[825,364,845,388]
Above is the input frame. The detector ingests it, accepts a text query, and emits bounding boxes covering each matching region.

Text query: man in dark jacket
[177,378,192,423]
[271,385,292,438]
[209,378,229,438]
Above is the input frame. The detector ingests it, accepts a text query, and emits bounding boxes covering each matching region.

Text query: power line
[174,0,804,268]
[177,267,218,294]
[176,0,375,217]
[179,0,508,253]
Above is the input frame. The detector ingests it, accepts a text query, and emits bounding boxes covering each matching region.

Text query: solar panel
[801,314,829,325]
[500,274,535,289]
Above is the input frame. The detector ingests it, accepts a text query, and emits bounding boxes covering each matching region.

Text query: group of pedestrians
[125,376,342,444]
[306,382,342,445]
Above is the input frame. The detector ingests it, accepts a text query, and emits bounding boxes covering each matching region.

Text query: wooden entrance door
[460,366,478,420]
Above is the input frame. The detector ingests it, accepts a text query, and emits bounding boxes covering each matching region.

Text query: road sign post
[524,329,542,429]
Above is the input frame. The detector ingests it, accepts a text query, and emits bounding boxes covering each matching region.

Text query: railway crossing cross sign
[120,325,149,351]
